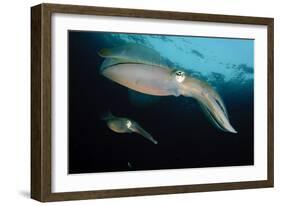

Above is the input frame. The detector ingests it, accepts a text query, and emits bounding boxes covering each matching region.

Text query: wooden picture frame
[31,3,274,202]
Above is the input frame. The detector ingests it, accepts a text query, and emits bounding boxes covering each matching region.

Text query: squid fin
[101,110,115,121]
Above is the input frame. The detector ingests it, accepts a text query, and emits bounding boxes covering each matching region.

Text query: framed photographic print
[31,3,274,202]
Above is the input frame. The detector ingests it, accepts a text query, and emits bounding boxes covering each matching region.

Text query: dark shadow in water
[18,190,30,198]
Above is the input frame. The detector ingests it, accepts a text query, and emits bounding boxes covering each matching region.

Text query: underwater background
[68,31,254,174]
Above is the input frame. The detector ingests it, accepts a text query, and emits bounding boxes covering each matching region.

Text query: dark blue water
[68,31,254,174]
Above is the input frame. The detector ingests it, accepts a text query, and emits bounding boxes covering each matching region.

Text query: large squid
[99,44,237,133]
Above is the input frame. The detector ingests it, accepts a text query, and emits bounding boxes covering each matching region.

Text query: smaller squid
[102,112,158,144]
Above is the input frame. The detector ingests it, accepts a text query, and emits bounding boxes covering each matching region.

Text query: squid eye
[175,71,185,83]
[176,71,183,76]
[126,120,132,128]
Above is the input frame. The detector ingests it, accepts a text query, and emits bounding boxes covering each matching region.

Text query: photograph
[68,31,254,174]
